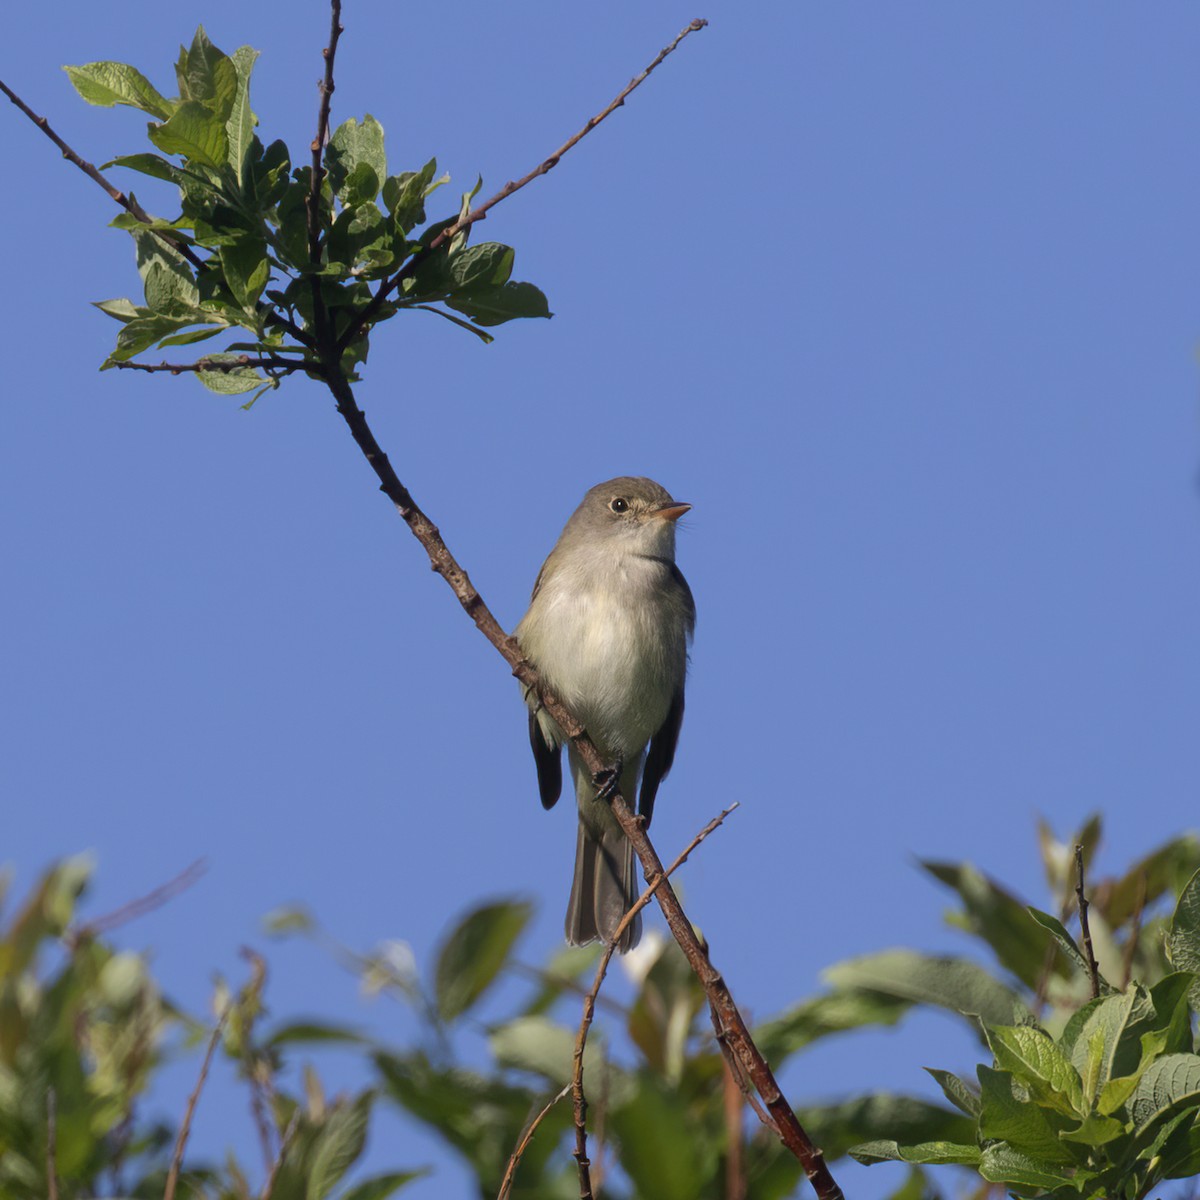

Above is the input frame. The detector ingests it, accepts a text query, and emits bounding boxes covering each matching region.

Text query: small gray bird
[516,477,695,952]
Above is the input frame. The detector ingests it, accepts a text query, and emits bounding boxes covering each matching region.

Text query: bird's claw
[593,758,624,803]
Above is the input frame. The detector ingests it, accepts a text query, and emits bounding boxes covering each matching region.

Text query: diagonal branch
[336,17,708,354]
[163,1009,228,1200]
[322,329,842,1200]
[570,803,740,1200]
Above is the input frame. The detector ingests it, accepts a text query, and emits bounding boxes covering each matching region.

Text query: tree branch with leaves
[1,9,845,1200]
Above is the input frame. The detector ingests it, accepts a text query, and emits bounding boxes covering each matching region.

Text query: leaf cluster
[66,29,550,403]
[844,819,1200,1198]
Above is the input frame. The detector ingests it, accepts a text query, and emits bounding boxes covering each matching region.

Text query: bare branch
[260,1110,301,1200]
[571,804,739,1200]
[164,1010,228,1200]
[337,17,709,353]
[111,355,314,377]
[46,1089,58,1200]
[307,0,344,263]
[1075,844,1102,999]
[66,860,206,947]
[496,1084,571,1200]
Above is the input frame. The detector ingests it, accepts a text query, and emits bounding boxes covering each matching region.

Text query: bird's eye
[610,497,629,514]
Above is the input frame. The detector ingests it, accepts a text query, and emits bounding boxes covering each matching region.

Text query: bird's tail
[566,819,641,952]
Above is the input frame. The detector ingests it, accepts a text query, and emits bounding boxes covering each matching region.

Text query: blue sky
[5,3,1200,1197]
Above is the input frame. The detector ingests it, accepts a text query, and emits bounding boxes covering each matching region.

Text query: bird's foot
[593,758,624,803]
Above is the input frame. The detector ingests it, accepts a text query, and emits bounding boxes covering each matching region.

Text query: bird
[516,476,695,952]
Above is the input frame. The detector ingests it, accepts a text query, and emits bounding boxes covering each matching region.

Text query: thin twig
[337,17,709,353]
[496,1084,571,1200]
[723,1054,747,1200]
[66,860,206,948]
[1075,844,1102,1000]
[708,997,777,1133]
[111,356,315,377]
[260,1110,301,1200]
[164,1010,228,1200]
[1121,870,1148,991]
[307,0,343,261]
[571,804,739,1200]
[46,1089,58,1200]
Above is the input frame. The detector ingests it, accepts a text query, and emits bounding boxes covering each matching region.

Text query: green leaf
[105,313,191,364]
[220,238,270,312]
[610,1074,716,1200]
[375,1050,569,1193]
[327,115,387,206]
[433,899,531,1021]
[488,1015,604,1088]
[339,1171,429,1200]
[158,325,226,349]
[63,62,171,119]
[794,1093,976,1161]
[447,243,513,291]
[1067,987,1156,1104]
[382,159,448,234]
[1130,1054,1200,1135]
[1166,867,1200,1008]
[922,859,1057,989]
[753,989,913,1064]
[924,1067,981,1117]
[144,261,200,316]
[307,1093,371,1200]
[978,1143,1083,1190]
[1027,905,1110,990]
[848,1140,981,1166]
[149,101,229,169]
[823,950,1032,1030]
[977,1064,1079,1164]
[102,154,186,186]
[194,355,266,396]
[988,1024,1085,1117]
[407,304,494,345]
[1059,1111,1127,1146]
[445,281,552,327]
[265,1021,369,1048]
[225,46,260,185]
[92,297,141,323]
[1103,834,1200,928]
[176,27,237,122]
[261,905,315,935]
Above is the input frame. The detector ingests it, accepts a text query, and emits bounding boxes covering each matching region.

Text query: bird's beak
[654,501,691,522]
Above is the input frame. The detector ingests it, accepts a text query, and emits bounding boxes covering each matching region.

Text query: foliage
[847,818,1200,1199]
[15,817,1198,1199]
[65,28,550,404]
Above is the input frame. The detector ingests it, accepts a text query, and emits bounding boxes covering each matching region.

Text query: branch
[571,803,740,1200]
[163,1010,228,1200]
[111,355,315,377]
[1075,844,1102,999]
[66,859,206,948]
[322,346,842,1198]
[307,0,343,263]
[0,76,203,266]
[46,1089,58,1200]
[260,1110,301,1200]
[336,17,709,353]
[496,1084,572,1200]
[0,76,315,352]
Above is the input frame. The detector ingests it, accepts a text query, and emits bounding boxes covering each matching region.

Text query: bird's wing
[529,711,563,809]
[639,685,685,828]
